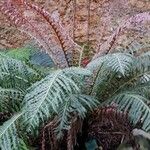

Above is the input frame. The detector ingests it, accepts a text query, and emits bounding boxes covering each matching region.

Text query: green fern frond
[0,57,39,90]
[0,113,22,150]
[0,87,24,112]
[22,67,90,133]
[130,81,150,98]
[106,92,150,131]
[0,52,8,58]
[56,94,98,138]
[87,53,133,75]
[89,52,150,99]
[90,51,150,133]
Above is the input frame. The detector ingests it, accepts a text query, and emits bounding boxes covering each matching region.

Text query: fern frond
[0,113,22,150]
[22,67,91,133]
[136,51,150,70]
[93,12,150,59]
[0,1,69,68]
[87,53,133,75]
[107,92,150,131]
[88,52,150,99]
[0,56,39,90]
[24,1,75,66]
[56,94,98,138]
[19,139,30,150]
[0,87,24,112]
[41,117,58,150]
[63,67,91,79]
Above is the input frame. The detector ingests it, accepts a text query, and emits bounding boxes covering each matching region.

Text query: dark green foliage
[0,50,150,150]
[87,51,150,132]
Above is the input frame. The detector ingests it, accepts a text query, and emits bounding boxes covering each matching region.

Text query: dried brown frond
[25,1,83,66]
[39,116,83,150]
[40,117,58,150]
[67,117,83,150]
[87,106,141,150]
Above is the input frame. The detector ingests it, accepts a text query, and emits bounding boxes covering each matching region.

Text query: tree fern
[22,67,91,134]
[0,113,22,150]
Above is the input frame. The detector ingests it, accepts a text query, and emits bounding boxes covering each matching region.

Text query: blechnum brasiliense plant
[0,0,150,149]
[0,49,150,149]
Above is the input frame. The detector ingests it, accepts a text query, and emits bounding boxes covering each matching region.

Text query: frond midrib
[110,70,150,97]
[26,70,62,123]
[58,96,71,131]
[0,113,22,137]
[114,53,125,75]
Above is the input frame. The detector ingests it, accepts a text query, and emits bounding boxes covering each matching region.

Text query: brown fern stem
[0,0,69,68]
[24,1,75,66]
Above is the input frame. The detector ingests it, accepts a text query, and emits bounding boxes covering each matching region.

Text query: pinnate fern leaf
[0,113,22,150]
[22,67,91,133]
[107,92,150,132]
[56,94,98,138]
[94,12,150,58]
[87,53,133,75]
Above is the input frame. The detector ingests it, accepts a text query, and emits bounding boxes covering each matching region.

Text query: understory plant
[0,0,150,150]
[0,47,150,150]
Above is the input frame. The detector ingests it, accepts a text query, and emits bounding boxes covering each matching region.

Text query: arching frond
[106,92,150,132]
[117,40,150,55]
[93,12,150,58]
[87,53,133,75]
[0,113,22,150]
[88,52,150,99]
[56,94,98,138]
[22,67,91,133]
